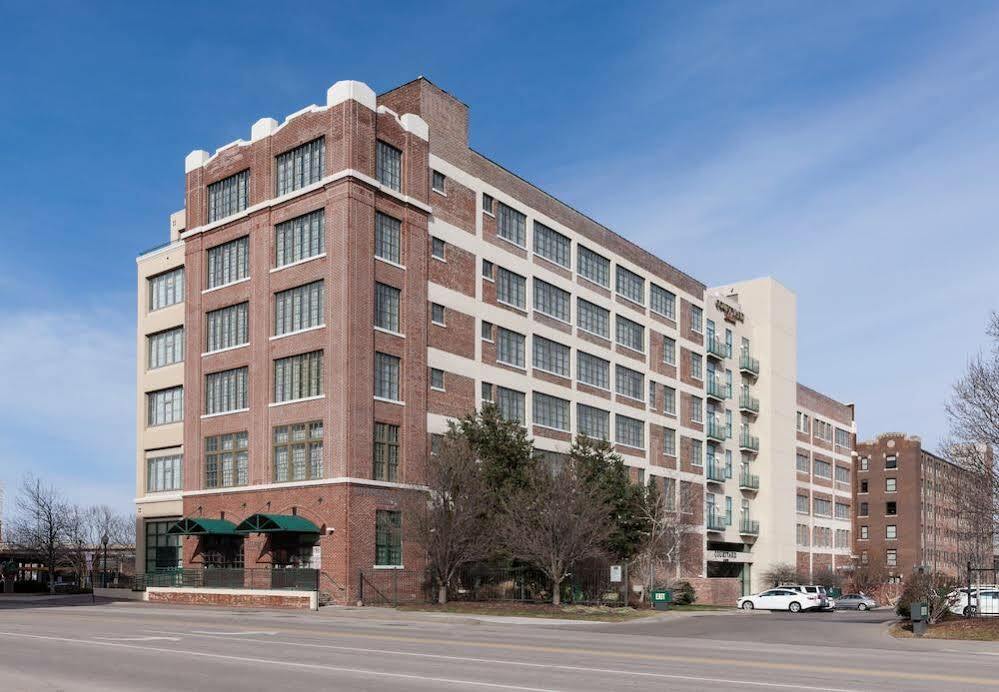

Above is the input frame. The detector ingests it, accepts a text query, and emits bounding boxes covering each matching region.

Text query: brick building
[135,77,856,602]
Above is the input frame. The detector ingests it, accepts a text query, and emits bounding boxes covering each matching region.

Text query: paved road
[2,597,999,690]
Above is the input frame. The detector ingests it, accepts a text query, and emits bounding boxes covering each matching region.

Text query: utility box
[652,589,672,611]
[911,601,929,637]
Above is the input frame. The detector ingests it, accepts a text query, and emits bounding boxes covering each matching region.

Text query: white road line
[0,631,556,692]
[95,636,181,642]
[189,630,278,636]
[145,629,858,692]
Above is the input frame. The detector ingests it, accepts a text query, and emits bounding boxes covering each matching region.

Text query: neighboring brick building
[134,76,857,603]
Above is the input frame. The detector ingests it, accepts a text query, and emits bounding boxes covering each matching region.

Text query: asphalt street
[2,597,999,691]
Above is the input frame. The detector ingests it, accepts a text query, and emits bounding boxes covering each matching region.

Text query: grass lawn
[397,601,668,621]
[891,618,999,641]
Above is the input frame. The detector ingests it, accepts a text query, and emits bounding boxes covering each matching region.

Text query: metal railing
[706,512,727,532]
[740,352,760,375]
[739,391,760,413]
[739,469,760,490]
[706,457,727,482]
[740,518,760,535]
[706,377,727,400]
[135,568,319,592]
[706,337,727,359]
[706,419,726,441]
[739,432,760,452]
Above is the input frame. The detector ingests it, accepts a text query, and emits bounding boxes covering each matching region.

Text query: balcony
[706,419,726,442]
[739,431,760,453]
[706,512,727,532]
[706,457,727,483]
[706,336,727,360]
[706,377,727,401]
[740,351,760,377]
[740,517,760,536]
[739,390,760,414]
[739,469,760,491]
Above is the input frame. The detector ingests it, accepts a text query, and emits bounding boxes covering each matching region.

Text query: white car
[738,588,822,613]
[784,584,830,609]
[949,588,999,616]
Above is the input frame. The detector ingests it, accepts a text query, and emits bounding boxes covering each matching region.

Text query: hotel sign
[716,300,744,324]
[710,550,751,563]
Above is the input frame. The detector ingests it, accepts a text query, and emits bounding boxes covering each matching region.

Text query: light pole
[101,534,109,588]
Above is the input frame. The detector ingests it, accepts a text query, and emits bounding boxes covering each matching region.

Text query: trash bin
[651,589,672,611]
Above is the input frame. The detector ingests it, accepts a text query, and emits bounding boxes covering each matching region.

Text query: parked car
[832,593,877,611]
[784,584,830,609]
[737,588,823,612]
[949,588,999,616]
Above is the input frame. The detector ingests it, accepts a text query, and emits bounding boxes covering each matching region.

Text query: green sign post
[652,589,672,611]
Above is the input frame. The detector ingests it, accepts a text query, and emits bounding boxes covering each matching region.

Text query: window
[482,193,494,214]
[616,266,644,304]
[577,246,610,287]
[275,209,325,268]
[533,221,570,267]
[814,498,832,516]
[663,386,676,415]
[690,352,703,380]
[860,479,869,493]
[431,170,446,193]
[146,454,182,493]
[374,283,401,332]
[796,453,810,473]
[533,336,570,377]
[860,525,869,539]
[273,421,323,482]
[663,427,676,456]
[796,494,809,514]
[204,431,248,488]
[148,267,185,311]
[615,365,644,401]
[145,519,182,572]
[577,298,609,338]
[481,321,494,341]
[497,328,526,368]
[691,439,703,466]
[274,282,323,338]
[885,455,897,469]
[373,423,399,481]
[663,336,676,365]
[147,387,183,426]
[375,510,403,566]
[886,501,897,515]
[650,285,676,320]
[206,302,249,353]
[725,329,733,357]
[274,351,323,403]
[207,170,249,222]
[429,367,445,390]
[148,326,184,369]
[206,236,249,289]
[577,351,610,390]
[615,414,644,449]
[533,392,569,431]
[814,459,832,478]
[796,524,810,547]
[859,501,868,516]
[691,396,703,423]
[690,305,703,333]
[725,496,733,525]
[431,237,446,260]
[481,259,494,280]
[886,525,897,539]
[374,352,401,401]
[814,419,833,442]
[430,433,443,456]
[496,202,526,247]
[375,213,402,264]
[533,278,570,322]
[860,457,869,471]
[835,502,850,519]
[886,549,897,567]
[376,141,402,191]
[276,138,324,196]
[481,382,493,402]
[496,267,527,309]
[496,386,525,424]
[835,466,850,484]
[431,302,445,326]
[886,478,897,493]
[578,404,609,440]
[835,428,851,448]
[648,381,656,408]
[616,315,644,352]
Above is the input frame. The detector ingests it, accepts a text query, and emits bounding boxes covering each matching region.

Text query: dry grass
[397,601,664,621]
[891,618,999,641]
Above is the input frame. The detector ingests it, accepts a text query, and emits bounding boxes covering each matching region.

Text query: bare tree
[5,475,72,593]
[498,457,611,605]
[411,435,493,604]
[849,560,888,596]
[761,562,805,588]
[635,476,698,600]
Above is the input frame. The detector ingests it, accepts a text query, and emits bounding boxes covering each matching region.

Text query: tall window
[275,281,324,336]
[495,386,525,424]
[796,494,809,513]
[432,170,446,193]
[146,454,182,493]
[145,520,182,572]
[533,221,570,267]
[814,459,832,478]
[496,202,526,246]
[206,236,249,289]
[615,365,644,400]
[691,396,704,423]
[496,328,526,368]
[374,352,401,401]
[204,431,249,488]
[615,266,644,304]
[615,316,644,352]
[276,138,325,195]
[374,283,401,333]
[690,352,703,379]
[205,367,248,415]
[663,427,676,456]
[376,141,402,191]
[690,305,703,333]
[147,387,183,426]
[796,524,810,547]
[206,302,249,352]
[835,466,850,483]
[496,267,526,309]
[148,267,185,311]
[578,404,609,440]
[533,336,570,377]
[533,392,569,431]
[650,284,675,319]
[533,279,570,322]
[273,421,324,482]
[275,210,325,267]
[577,298,609,338]
[814,498,832,516]
[375,212,402,264]
[796,453,810,473]
[691,439,703,466]
[663,386,676,415]
[148,326,184,369]
[373,423,400,481]
[663,336,676,365]
[615,415,644,449]
[835,428,851,448]
[886,549,897,566]
[577,246,610,287]
[835,502,850,519]
[577,351,610,389]
[207,170,249,223]
[375,510,402,566]
[274,351,323,403]
[886,478,897,492]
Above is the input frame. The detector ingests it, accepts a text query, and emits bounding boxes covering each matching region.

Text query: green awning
[234,513,319,534]
[167,517,239,536]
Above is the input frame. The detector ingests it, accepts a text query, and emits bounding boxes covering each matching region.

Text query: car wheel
[858,603,868,611]
[789,601,802,613]
[742,601,754,610]
[964,605,977,617]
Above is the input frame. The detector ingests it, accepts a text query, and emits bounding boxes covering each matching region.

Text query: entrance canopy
[234,514,319,534]
[167,518,239,536]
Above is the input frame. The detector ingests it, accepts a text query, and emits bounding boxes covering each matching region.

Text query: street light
[101,534,109,589]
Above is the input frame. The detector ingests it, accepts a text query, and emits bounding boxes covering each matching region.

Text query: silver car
[833,593,877,611]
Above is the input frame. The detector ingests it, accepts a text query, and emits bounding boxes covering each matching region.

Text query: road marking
[95,636,181,642]
[0,631,556,692]
[146,629,857,691]
[189,630,278,636]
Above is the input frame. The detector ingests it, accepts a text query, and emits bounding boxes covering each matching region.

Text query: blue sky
[1,1,998,513]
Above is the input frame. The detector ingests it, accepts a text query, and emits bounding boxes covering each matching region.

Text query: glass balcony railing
[706,377,727,401]
[739,431,760,452]
[706,457,727,482]
[706,419,726,441]
[706,336,727,359]
[706,511,727,531]
[740,351,760,376]
[739,390,760,413]
[740,517,760,535]
[739,469,760,490]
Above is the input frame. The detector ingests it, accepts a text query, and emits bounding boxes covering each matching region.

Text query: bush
[669,580,696,605]
[895,570,958,623]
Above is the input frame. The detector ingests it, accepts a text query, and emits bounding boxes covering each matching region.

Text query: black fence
[133,568,319,592]
[965,565,999,617]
